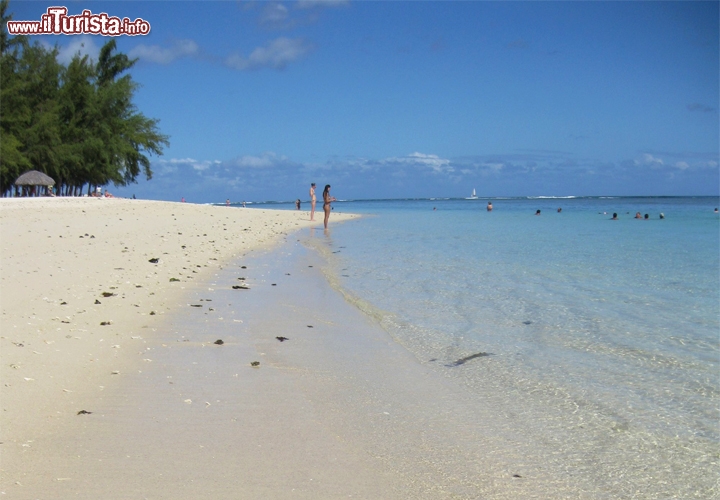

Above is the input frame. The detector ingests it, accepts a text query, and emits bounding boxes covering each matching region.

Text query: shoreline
[0,198,357,492]
[2,197,715,497]
[0,197,579,498]
[3,231,579,498]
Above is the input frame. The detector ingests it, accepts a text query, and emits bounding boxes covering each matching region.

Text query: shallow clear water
[300,196,719,497]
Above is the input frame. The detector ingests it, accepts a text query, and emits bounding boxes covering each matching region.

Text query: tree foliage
[0,0,169,196]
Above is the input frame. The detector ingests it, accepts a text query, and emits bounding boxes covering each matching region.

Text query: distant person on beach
[181,197,185,203]
[487,201,493,211]
[242,201,246,208]
[535,209,541,215]
[226,199,230,206]
[295,199,301,210]
[104,189,113,198]
[611,213,618,220]
[309,183,317,221]
[634,212,642,219]
[323,184,336,229]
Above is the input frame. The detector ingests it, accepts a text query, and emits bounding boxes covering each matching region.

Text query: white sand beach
[0,198,355,494]
[0,197,585,499]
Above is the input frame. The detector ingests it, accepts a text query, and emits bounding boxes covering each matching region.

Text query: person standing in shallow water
[323,184,336,229]
[309,183,317,221]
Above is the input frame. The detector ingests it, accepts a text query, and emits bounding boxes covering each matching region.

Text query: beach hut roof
[14,170,55,186]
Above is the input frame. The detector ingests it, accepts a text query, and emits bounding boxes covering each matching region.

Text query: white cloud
[159,157,217,172]
[191,161,213,171]
[225,37,312,71]
[382,152,454,174]
[635,153,664,168]
[51,36,101,65]
[233,152,288,168]
[260,3,290,25]
[482,162,504,172]
[157,163,178,175]
[296,0,349,9]
[128,39,199,65]
[674,161,690,170]
[167,157,198,164]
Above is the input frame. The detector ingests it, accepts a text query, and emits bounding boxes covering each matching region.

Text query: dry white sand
[0,198,356,492]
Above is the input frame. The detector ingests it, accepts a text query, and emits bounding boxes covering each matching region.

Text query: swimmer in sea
[487,201,493,211]
[323,184,336,229]
[611,213,618,220]
[535,209,541,215]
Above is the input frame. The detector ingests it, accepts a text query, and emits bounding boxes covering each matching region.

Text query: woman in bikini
[309,183,316,221]
[323,184,336,229]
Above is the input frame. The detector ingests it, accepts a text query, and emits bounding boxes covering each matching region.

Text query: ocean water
[297,196,719,498]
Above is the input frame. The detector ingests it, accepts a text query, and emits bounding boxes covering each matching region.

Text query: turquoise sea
[257,196,720,497]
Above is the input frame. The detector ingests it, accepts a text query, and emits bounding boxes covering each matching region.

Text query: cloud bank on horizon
[13,0,719,202]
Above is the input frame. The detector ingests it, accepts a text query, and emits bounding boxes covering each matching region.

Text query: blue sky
[9,1,719,202]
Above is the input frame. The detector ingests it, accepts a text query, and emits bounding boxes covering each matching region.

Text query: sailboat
[466,188,478,200]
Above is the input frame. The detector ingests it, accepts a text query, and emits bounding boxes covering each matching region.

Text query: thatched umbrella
[14,170,55,197]
[14,170,55,187]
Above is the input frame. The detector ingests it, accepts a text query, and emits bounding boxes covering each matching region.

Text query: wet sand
[1,198,587,498]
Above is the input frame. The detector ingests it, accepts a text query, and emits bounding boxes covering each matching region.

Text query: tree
[0,2,169,196]
[0,0,31,193]
[57,53,97,194]
[93,40,169,188]
[14,42,63,183]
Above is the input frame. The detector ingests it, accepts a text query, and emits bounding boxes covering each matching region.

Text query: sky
[8,0,719,202]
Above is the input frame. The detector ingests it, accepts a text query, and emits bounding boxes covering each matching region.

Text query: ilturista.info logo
[6,7,151,36]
